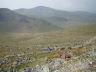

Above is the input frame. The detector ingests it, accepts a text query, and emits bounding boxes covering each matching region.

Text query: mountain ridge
[15,6,96,29]
[0,8,62,33]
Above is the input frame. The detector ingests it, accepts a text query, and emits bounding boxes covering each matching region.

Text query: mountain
[0,7,96,33]
[15,6,96,28]
[0,8,62,33]
[15,6,58,17]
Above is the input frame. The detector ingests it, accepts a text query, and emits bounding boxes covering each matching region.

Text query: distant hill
[15,6,58,17]
[0,8,62,33]
[15,6,96,28]
[0,7,96,33]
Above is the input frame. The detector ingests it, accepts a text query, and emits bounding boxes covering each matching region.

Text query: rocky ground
[0,36,96,72]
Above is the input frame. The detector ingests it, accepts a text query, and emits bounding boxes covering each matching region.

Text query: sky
[0,0,96,13]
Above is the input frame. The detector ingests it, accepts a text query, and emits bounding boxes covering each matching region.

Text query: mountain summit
[15,6,58,17]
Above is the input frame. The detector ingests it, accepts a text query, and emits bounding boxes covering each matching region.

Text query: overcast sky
[0,0,96,13]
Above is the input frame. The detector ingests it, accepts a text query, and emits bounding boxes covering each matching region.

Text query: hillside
[15,6,96,28]
[0,8,62,33]
[0,23,96,72]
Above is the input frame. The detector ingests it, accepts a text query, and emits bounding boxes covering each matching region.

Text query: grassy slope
[0,24,96,56]
[0,24,96,70]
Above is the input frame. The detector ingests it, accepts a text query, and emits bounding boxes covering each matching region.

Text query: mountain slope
[0,8,62,33]
[15,6,96,28]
